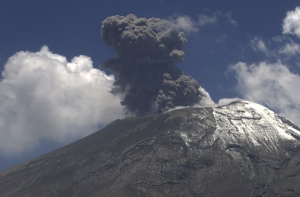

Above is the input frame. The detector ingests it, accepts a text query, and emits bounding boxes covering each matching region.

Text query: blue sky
[1,0,300,171]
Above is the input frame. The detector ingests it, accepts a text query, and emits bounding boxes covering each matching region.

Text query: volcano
[0,100,300,197]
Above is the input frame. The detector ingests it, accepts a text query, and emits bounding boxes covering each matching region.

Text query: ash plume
[101,14,209,116]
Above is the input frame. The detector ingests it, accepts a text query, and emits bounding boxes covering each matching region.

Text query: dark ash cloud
[101,14,210,116]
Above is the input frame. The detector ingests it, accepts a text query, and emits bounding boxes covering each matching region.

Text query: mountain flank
[0,100,300,196]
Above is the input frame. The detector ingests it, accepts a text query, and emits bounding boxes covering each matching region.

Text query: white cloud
[250,37,270,56]
[279,41,300,55]
[283,7,300,38]
[230,61,300,125]
[197,86,215,106]
[198,14,218,26]
[172,15,198,33]
[0,46,125,155]
[218,98,240,105]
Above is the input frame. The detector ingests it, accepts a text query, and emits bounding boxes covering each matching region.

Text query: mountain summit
[1,100,300,197]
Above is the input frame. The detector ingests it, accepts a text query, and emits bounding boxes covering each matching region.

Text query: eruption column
[101,14,208,116]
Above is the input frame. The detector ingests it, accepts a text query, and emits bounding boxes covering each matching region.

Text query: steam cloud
[101,14,210,115]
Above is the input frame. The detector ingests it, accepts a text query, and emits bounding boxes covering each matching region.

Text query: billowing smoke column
[101,14,207,116]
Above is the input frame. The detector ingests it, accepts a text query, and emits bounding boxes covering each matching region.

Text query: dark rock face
[1,100,300,196]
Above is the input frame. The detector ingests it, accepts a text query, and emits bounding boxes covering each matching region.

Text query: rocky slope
[0,100,300,197]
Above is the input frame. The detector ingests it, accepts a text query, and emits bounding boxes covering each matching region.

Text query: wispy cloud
[172,15,198,33]
[250,37,271,56]
[198,14,218,26]
[225,12,237,26]
[279,41,300,56]
[250,35,300,58]
[0,46,124,155]
[198,11,237,26]
[171,11,237,33]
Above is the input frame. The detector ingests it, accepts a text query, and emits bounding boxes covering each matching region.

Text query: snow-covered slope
[180,100,300,155]
[177,100,300,182]
[214,101,300,154]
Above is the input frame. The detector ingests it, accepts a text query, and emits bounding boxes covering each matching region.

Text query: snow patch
[212,100,300,153]
[180,133,191,146]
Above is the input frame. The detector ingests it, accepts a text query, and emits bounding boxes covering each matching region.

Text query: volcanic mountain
[1,100,300,197]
